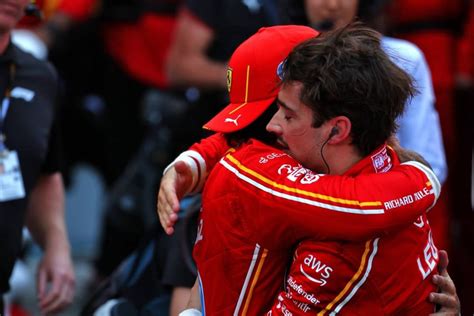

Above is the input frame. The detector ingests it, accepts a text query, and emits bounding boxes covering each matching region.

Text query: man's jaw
[275,138,289,151]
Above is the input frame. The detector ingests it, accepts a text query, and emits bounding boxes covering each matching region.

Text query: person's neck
[0,32,11,55]
[326,145,363,175]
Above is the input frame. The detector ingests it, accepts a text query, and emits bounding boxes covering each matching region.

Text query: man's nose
[266,117,282,135]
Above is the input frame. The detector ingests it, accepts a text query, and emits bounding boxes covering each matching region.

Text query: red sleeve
[189,133,231,172]
[222,145,440,242]
[167,133,230,193]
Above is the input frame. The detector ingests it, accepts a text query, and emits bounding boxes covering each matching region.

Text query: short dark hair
[281,22,414,155]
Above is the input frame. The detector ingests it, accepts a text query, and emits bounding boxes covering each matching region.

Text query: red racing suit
[171,134,440,315]
[268,147,439,315]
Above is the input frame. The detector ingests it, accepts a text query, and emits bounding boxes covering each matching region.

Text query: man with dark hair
[265,25,439,314]
[273,25,411,159]
[157,24,458,315]
[281,0,451,262]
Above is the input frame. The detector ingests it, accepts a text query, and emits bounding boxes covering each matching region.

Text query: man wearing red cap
[155,23,462,315]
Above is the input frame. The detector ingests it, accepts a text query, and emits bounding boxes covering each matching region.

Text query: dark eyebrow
[276,98,296,113]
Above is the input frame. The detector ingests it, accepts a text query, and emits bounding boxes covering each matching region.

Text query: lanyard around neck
[0,63,16,134]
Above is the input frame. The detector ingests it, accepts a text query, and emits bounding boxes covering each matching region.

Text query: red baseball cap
[203,25,319,133]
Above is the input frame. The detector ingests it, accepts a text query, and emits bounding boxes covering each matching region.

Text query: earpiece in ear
[329,126,339,138]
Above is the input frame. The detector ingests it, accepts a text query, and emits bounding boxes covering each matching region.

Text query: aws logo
[226,67,233,92]
[300,254,333,286]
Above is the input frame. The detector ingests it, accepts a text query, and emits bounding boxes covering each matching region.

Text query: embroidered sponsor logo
[259,152,287,164]
[414,215,425,228]
[280,303,295,316]
[371,147,391,173]
[417,230,438,280]
[384,187,431,210]
[384,194,414,210]
[413,187,431,201]
[278,164,321,184]
[224,114,241,126]
[277,60,285,80]
[287,276,321,307]
[301,254,333,286]
[374,156,384,169]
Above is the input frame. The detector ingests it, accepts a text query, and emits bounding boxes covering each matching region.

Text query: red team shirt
[177,134,440,315]
[268,149,438,315]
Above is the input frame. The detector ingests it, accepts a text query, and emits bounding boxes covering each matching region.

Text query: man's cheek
[288,126,309,136]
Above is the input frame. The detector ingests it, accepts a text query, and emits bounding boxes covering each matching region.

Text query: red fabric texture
[388,0,469,252]
[190,137,439,314]
[56,0,96,21]
[388,0,463,24]
[102,13,177,88]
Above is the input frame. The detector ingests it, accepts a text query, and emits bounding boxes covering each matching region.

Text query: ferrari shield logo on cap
[277,60,285,80]
[203,25,320,133]
[226,67,233,92]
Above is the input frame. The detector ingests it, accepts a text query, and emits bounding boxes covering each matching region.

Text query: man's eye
[284,115,292,121]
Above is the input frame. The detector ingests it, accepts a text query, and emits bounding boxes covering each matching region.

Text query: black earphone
[321,126,339,175]
[24,0,42,19]
[329,126,339,138]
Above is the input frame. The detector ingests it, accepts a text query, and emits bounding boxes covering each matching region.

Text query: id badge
[0,150,26,202]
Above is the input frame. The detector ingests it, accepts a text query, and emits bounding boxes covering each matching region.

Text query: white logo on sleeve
[11,87,35,102]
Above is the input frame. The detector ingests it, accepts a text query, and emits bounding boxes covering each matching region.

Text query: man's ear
[327,116,351,144]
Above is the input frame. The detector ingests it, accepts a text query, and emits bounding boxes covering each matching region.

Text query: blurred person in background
[387,0,465,177]
[387,0,470,253]
[165,0,281,149]
[30,1,205,315]
[30,0,187,282]
[0,0,74,314]
[388,0,474,312]
[37,0,181,189]
[453,4,474,311]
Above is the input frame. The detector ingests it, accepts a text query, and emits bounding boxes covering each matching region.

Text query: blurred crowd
[2,0,473,315]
